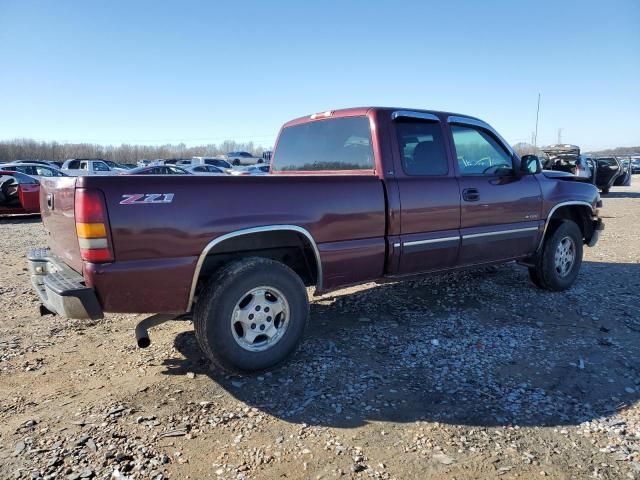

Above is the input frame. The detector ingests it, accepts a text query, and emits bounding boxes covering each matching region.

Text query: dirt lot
[1,179,639,480]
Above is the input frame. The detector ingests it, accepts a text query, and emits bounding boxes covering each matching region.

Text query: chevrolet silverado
[28,107,604,372]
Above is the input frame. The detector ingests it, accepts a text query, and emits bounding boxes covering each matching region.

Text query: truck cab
[61,159,119,176]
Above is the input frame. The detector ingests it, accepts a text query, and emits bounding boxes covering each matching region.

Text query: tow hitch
[135,313,191,348]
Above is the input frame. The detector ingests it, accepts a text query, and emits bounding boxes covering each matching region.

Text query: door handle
[462,188,480,202]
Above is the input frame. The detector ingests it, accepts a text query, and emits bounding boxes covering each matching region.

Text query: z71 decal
[120,193,175,205]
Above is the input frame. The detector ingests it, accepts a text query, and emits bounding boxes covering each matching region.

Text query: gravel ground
[1,178,639,480]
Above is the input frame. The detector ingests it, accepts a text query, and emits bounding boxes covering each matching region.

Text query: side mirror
[520,154,542,175]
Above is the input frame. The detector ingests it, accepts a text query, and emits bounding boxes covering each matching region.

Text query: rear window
[273,116,374,172]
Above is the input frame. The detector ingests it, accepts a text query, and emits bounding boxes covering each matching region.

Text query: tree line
[0,139,269,164]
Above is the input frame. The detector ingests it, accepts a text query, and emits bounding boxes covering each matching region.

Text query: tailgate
[40,176,83,273]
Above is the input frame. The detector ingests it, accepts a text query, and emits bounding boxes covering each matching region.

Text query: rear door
[448,117,542,264]
[392,112,461,275]
[595,158,620,188]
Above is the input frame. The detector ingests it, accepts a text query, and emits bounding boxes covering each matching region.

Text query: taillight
[75,188,114,263]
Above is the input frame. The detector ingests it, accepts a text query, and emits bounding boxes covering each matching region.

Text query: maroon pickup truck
[29,107,603,372]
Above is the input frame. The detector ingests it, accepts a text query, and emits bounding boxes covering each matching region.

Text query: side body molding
[537,201,595,251]
[187,225,323,310]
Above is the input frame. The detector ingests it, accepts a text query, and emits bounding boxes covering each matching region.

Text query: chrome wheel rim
[231,286,289,352]
[554,236,576,277]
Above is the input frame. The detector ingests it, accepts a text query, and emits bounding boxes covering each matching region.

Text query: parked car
[13,160,62,169]
[61,159,119,176]
[541,145,595,184]
[594,157,622,193]
[191,157,234,171]
[613,157,632,186]
[102,160,131,173]
[225,151,264,166]
[229,165,270,176]
[182,165,227,175]
[124,165,191,175]
[0,170,40,215]
[1,163,68,180]
[631,158,640,174]
[29,107,603,373]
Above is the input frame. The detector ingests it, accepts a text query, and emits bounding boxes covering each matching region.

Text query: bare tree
[0,139,268,163]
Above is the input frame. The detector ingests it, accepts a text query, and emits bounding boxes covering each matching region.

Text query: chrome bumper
[27,248,103,320]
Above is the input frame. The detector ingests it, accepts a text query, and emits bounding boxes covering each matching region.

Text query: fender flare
[536,201,594,252]
[187,225,323,310]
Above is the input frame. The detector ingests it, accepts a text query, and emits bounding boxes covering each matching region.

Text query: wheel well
[546,205,593,243]
[192,230,319,304]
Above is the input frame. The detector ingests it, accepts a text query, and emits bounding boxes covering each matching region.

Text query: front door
[450,123,542,265]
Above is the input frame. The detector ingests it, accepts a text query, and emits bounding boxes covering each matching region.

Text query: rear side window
[273,116,374,172]
[68,160,80,169]
[395,120,448,175]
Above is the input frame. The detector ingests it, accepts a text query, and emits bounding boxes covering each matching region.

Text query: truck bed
[39,174,387,312]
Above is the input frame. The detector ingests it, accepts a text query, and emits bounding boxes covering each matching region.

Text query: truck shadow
[0,214,41,223]
[164,260,640,429]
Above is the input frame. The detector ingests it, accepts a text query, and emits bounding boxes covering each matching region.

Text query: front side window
[395,120,448,175]
[273,116,374,172]
[36,166,53,177]
[452,125,513,176]
[93,162,110,172]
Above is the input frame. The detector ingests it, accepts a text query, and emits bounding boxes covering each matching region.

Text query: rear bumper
[27,247,103,320]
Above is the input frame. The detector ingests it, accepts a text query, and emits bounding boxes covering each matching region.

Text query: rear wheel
[193,257,309,373]
[529,220,583,291]
[601,187,610,194]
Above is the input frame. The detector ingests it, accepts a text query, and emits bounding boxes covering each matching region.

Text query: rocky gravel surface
[1,179,639,479]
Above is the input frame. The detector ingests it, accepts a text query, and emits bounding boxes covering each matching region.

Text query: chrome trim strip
[536,201,594,251]
[447,115,514,156]
[392,111,440,122]
[187,225,323,310]
[462,227,538,240]
[393,242,401,248]
[404,236,459,247]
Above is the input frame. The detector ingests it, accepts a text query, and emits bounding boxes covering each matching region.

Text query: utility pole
[534,93,541,147]
[557,128,563,144]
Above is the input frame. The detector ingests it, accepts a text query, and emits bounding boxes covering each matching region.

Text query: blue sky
[0,0,638,150]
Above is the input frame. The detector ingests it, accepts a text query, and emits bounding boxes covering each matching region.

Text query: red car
[0,170,40,215]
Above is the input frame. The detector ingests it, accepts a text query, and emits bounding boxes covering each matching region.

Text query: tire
[193,257,309,373]
[601,187,610,194]
[530,220,583,291]
[233,159,240,166]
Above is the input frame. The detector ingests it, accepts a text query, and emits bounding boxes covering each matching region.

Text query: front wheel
[529,220,583,291]
[193,257,309,373]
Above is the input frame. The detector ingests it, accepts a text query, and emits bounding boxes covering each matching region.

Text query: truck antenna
[534,93,541,147]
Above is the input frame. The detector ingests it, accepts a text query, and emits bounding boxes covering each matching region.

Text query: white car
[1,163,68,180]
[61,159,119,176]
[182,165,228,176]
[225,151,264,166]
[229,165,270,176]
